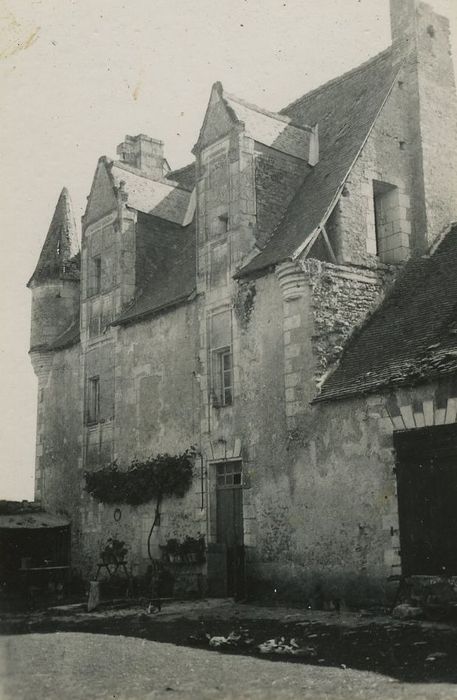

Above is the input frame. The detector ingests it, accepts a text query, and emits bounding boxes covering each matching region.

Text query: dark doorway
[215,461,245,598]
[395,423,457,576]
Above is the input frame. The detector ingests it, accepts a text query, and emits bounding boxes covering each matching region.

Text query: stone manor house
[28,0,457,604]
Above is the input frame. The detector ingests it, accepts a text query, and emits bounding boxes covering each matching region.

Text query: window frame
[86,375,100,425]
[211,345,233,407]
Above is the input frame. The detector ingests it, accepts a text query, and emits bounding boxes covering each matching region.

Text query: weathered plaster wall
[411,4,457,248]
[30,280,80,350]
[79,301,203,581]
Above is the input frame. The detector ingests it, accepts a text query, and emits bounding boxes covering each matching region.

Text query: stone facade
[28,0,457,604]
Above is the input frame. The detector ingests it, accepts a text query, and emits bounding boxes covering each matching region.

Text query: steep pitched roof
[28,188,80,286]
[317,224,457,402]
[166,162,196,191]
[113,212,196,325]
[111,163,192,225]
[223,92,315,161]
[239,45,402,276]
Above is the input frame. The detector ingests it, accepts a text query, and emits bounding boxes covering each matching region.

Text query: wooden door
[395,424,457,576]
[215,461,245,597]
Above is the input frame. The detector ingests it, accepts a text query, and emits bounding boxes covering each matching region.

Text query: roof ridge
[280,44,396,115]
[113,161,190,192]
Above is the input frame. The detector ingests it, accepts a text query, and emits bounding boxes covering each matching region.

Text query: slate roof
[223,92,314,161]
[317,224,457,402]
[113,212,196,326]
[239,45,403,276]
[111,163,192,225]
[166,163,196,191]
[28,188,80,287]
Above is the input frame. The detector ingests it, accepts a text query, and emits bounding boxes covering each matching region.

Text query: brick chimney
[116,134,165,180]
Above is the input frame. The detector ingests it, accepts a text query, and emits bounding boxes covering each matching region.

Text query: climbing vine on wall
[232,281,256,330]
[85,450,196,562]
[84,450,195,506]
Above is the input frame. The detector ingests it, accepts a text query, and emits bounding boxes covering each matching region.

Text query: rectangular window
[208,308,233,407]
[89,295,113,339]
[212,347,233,406]
[87,376,100,424]
[370,180,409,263]
[216,461,242,488]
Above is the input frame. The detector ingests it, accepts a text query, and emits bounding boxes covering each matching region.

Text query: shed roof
[0,501,70,529]
[317,224,457,402]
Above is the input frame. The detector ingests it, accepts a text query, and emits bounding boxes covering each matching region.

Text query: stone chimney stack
[389,0,457,250]
[116,134,165,180]
[390,0,417,40]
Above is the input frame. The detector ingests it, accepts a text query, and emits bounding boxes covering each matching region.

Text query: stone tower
[390,0,457,250]
[28,187,80,354]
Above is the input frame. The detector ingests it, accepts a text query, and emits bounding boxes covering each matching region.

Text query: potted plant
[165,538,181,563]
[101,537,128,565]
[181,534,206,564]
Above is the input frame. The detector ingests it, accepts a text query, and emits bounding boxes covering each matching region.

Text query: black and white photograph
[1,1,457,698]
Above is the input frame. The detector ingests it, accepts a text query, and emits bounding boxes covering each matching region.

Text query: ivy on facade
[84,450,195,506]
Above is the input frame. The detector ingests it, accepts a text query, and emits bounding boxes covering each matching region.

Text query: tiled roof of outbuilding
[239,45,403,276]
[317,224,457,402]
[113,212,196,325]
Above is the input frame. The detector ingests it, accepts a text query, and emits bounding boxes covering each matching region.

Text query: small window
[369,180,409,263]
[216,461,242,488]
[212,347,233,407]
[87,376,100,424]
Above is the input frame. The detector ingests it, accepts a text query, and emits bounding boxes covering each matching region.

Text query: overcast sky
[0,0,455,501]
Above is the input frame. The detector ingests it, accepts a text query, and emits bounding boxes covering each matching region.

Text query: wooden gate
[395,424,457,576]
[215,461,245,598]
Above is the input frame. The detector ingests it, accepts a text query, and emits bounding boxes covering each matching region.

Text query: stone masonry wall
[334,74,414,265]
[33,343,84,568]
[78,301,202,581]
[254,143,305,248]
[301,259,394,383]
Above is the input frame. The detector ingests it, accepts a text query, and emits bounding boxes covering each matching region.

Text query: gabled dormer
[193,82,318,290]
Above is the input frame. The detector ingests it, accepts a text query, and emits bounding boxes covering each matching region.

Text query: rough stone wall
[254,144,305,248]
[302,259,394,382]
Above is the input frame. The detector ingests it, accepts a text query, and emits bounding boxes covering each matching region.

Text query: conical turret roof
[28,187,79,287]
